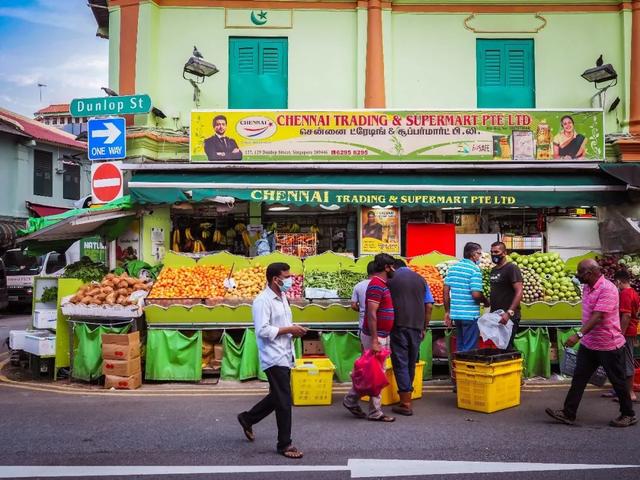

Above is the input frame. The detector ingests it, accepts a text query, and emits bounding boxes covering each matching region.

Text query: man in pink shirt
[546,259,636,428]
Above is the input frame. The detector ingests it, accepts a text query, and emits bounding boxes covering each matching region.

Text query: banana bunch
[185,228,195,241]
[172,229,181,251]
[193,240,206,253]
[289,223,301,233]
[226,228,237,242]
[268,222,277,233]
[213,229,223,243]
[234,223,247,233]
[241,230,251,248]
[310,225,320,234]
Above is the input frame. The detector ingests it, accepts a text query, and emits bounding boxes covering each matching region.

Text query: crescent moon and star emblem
[250,10,268,26]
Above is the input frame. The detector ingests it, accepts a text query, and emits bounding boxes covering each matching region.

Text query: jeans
[243,366,292,451]
[455,320,479,352]
[390,327,423,393]
[344,333,390,419]
[563,344,635,420]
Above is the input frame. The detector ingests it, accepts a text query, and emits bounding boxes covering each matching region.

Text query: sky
[0,0,108,116]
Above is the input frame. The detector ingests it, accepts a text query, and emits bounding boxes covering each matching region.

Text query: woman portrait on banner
[553,115,587,159]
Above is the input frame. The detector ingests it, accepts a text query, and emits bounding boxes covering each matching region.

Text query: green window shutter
[229,37,288,109]
[477,39,535,108]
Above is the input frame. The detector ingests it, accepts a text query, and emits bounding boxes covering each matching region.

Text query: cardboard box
[303,340,324,356]
[102,358,141,377]
[101,331,140,347]
[102,342,141,360]
[214,344,224,361]
[104,372,142,390]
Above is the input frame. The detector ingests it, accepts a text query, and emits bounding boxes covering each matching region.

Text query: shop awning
[600,163,640,188]
[129,172,629,208]
[26,202,70,218]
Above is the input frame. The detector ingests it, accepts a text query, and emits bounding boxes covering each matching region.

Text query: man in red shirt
[614,270,639,402]
[343,253,396,423]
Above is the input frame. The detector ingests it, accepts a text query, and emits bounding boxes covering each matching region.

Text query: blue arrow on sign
[87,117,126,161]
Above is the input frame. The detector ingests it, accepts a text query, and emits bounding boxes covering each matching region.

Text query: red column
[364,0,386,108]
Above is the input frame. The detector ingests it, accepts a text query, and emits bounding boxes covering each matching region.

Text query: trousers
[390,327,423,393]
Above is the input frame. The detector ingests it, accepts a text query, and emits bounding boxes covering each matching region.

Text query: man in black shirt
[489,241,524,349]
[388,259,434,416]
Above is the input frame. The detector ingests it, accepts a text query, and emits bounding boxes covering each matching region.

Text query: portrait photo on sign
[359,207,401,256]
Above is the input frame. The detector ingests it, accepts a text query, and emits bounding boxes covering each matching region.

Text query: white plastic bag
[477,310,513,350]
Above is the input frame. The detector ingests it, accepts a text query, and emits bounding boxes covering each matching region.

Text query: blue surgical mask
[280,277,293,293]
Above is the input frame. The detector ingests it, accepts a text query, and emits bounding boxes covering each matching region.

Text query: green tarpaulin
[419,330,433,380]
[557,327,581,367]
[220,330,302,382]
[145,330,202,381]
[18,195,134,237]
[72,323,130,381]
[320,332,362,383]
[129,172,628,208]
[514,328,551,378]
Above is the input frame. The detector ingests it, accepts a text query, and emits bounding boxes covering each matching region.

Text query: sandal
[279,445,304,459]
[368,415,396,422]
[237,413,255,442]
[343,401,367,419]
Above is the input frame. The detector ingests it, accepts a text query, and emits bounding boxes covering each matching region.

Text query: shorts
[623,336,637,378]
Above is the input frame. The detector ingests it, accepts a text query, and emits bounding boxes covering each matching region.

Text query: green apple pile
[510,252,581,302]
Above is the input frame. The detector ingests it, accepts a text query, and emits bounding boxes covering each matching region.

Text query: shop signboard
[80,236,107,263]
[359,207,401,256]
[190,109,604,162]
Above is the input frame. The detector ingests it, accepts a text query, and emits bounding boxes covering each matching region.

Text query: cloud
[0,72,43,87]
[0,0,93,34]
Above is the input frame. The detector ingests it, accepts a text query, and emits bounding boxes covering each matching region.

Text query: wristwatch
[576,331,584,339]
[507,309,515,318]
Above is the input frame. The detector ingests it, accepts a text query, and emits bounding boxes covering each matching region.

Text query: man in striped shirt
[546,259,636,428]
[444,242,487,352]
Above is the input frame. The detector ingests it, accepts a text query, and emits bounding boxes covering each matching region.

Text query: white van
[3,242,80,306]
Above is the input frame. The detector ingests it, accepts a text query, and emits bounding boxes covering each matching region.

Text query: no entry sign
[91,161,123,204]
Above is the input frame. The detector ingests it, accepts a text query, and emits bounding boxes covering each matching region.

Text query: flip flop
[237,413,255,442]
[279,446,304,459]
[343,401,367,419]
[601,391,617,398]
[368,415,396,422]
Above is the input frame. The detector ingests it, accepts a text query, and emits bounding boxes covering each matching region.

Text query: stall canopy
[17,196,136,253]
[129,172,628,208]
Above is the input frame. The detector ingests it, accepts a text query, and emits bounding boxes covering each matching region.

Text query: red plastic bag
[351,348,390,397]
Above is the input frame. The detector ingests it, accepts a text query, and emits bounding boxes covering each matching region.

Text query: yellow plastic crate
[454,359,523,413]
[291,358,336,406]
[363,360,425,406]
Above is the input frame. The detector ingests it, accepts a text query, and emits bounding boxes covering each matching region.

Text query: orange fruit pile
[225,265,267,300]
[410,264,444,304]
[149,265,230,299]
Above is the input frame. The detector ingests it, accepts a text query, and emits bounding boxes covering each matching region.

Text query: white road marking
[0,460,637,478]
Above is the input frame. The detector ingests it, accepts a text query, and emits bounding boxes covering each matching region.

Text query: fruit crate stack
[275,233,317,258]
[102,331,142,390]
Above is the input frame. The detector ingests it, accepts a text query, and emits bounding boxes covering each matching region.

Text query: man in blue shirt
[444,242,487,352]
[388,259,434,416]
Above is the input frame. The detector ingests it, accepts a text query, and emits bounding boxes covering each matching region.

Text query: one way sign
[87,117,126,161]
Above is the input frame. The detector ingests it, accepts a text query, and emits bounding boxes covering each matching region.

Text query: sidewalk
[1,352,580,397]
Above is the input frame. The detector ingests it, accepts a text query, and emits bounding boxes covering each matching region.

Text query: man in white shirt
[237,262,307,459]
[351,261,375,332]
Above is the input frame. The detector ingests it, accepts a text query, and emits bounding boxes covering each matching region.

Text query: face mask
[491,255,503,265]
[576,274,587,285]
[474,258,481,265]
[279,277,293,293]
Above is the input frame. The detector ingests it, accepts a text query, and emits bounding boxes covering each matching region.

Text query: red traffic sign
[91,161,123,204]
